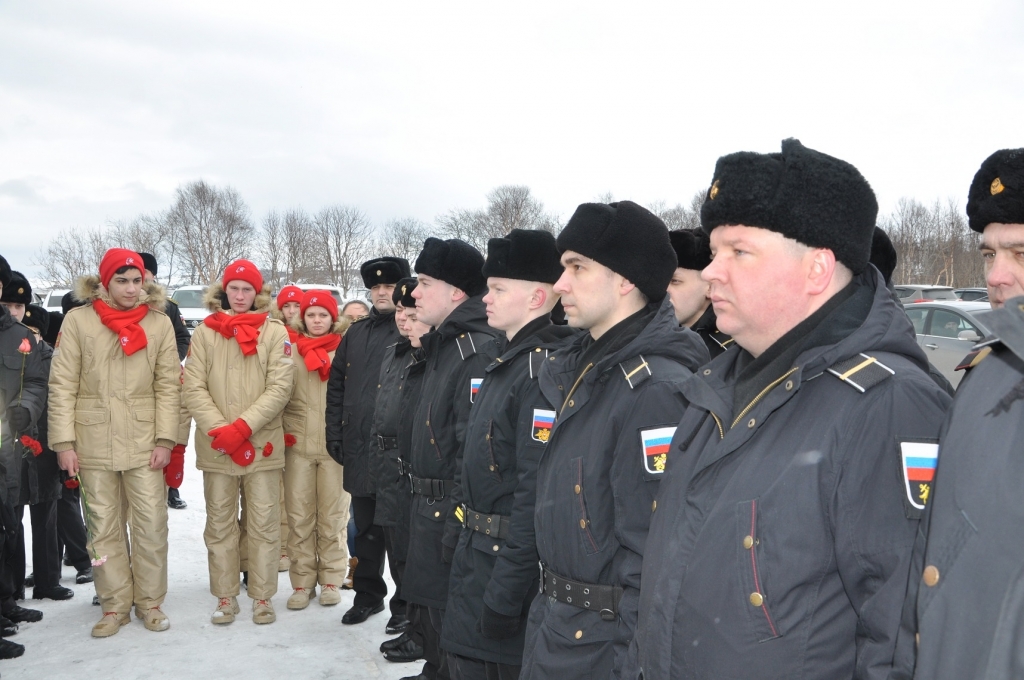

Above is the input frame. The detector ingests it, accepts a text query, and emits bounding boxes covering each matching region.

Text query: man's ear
[806,248,839,296]
[451,286,468,303]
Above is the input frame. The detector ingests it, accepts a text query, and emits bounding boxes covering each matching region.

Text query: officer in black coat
[402,238,502,680]
[631,140,951,680]
[326,256,411,628]
[894,148,1024,680]
[521,202,709,680]
[441,230,575,680]
[667,229,732,359]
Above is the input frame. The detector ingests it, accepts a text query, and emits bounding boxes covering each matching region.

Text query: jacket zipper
[560,363,594,415]
[709,411,725,440]
[730,367,799,430]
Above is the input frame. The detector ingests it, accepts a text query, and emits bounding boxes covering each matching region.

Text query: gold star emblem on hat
[709,179,720,200]
[376,269,382,276]
[991,177,1005,195]
[401,285,407,295]
[17,288,23,294]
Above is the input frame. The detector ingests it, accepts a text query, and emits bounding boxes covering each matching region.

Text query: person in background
[667,228,732,358]
[341,299,370,322]
[49,248,180,637]
[282,290,350,611]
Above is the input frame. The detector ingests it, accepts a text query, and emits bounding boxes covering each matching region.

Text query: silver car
[903,300,991,388]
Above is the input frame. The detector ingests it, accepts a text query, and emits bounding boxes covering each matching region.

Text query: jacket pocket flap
[415,497,451,522]
[545,601,622,644]
[2,354,25,370]
[75,410,108,425]
[134,410,155,422]
[469,528,503,554]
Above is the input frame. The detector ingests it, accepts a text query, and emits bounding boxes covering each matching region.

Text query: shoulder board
[528,347,549,379]
[955,345,992,372]
[826,353,894,393]
[710,332,734,351]
[619,354,652,389]
[456,332,480,361]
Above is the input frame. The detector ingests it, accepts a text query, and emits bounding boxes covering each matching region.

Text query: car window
[172,290,206,308]
[959,290,987,301]
[905,307,928,334]
[930,309,976,338]
[894,287,913,299]
[928,289,958,301]
[47,292,64,307]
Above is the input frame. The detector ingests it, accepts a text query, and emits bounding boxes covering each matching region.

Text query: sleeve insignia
[640,427,676,474]
[900,440,939,517]
[284,340,292,357]
[470,377,483,403]
[531,409,556,442]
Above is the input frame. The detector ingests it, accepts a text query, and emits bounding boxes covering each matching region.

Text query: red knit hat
[277,285,303,309]
[222,259,263,291]
[300,290,338,322]
[99,248,144,288]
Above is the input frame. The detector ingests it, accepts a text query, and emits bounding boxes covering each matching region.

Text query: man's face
[394,303,410,338]
[482,277,535,333]
[1,302,25,323]
[342,301,369,321]
[370,284,397,312]
[108,268,143,311]
[667,267,710,326]
[226,280,257,314]
[404,308,431,348]
[410,274,456,328]
[703,225,811,354]
[980,223,1024,308]
[552,251,619,331]
[144,270,155,285]
[280,301,300,323]
[303,306,333,337]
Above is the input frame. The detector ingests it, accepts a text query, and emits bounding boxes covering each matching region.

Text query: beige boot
[134,605,170,632]
[319,584,341,606]
[286,587,315,610]
[211,596,240,625]
[253,598,276,624]
[342,557,357,590]
[91,611,130,638]
[278,554,290,572]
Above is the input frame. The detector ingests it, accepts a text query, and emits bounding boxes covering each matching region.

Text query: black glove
[442,543,455,565]
[7,406,31,433]
[478,604,522,640]
[327,440,343,465]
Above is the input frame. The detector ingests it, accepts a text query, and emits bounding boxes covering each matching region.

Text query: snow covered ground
[5,443,417,680]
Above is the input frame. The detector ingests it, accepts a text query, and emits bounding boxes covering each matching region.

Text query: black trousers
[56,486,90,571]
[351,495,407,615]
[383,525,407,617]
[448,654,520,680]
[0,501,20,613]
[28,501,60,592]
[409,604,449,680]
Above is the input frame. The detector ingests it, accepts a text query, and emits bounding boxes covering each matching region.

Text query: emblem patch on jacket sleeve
[531,409,556,442]
[283,340,292,357]
[900,440,939,517]
[640,427,676,474]
[470,377,483,403]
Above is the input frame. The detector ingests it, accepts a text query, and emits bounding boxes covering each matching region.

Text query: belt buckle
[460,503,468,528]
[377,435,386,450]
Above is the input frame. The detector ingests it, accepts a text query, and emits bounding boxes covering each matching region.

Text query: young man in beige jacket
[183,260,294,625]
[49,248,180,637]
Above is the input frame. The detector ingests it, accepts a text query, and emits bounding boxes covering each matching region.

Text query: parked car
[41,288,71,314]
[170,285,210,334]
[289,284,348,306]
[903,300,991,388]
[954,287,988,301]
[893,285,958,304]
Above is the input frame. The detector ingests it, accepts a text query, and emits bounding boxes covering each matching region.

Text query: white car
[290,284,347,306]
[170,285,210,334]
[41,289,71,315]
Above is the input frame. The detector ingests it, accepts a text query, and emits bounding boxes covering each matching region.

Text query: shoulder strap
[619,354,652,389]
[456,332,479,361]
[528,347,549,379]
[826,353,895,393]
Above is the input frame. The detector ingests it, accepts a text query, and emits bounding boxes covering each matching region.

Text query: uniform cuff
[51,441,75,453]
[156,439,177,450]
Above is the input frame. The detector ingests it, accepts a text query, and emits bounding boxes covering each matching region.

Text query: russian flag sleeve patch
[900,440,939,516]
[470,378,483,403]
[640,427,676,474]
[532,409,556,442]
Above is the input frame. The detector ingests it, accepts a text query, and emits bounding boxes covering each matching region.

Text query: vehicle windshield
[47,292,65,307]
[172,290,206,308]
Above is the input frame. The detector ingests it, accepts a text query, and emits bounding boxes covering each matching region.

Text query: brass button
[742,535,754,549]
[558,385,563,390]
[579,519,586,529]
[747,418,756,428]
[703,369,711,376]
[574,485,581,494]
[346,362,350,367]
[574,630,583,640]
[923,565,940,587]
[651,500,657,512]
[535,348,542,352]
[749,592,764,607]
[549,356,555,361]
[426,420,430,426]
[377,384,381,388]
[568,400,574,407]
[460,334,465,338]
[434,511,440,518]
[785,380,793,390]
[915,633,920,646]
[485,434,490,440]
[492,545,499,552]
[430,438,435,444]
[489,465,495,472]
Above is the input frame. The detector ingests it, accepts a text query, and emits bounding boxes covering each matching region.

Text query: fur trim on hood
[203,280,274,314]
[73,274,167,312]
[289,315,350,338]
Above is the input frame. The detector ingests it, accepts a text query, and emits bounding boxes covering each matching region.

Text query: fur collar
[203,280,274,314]
[73,274,167,312]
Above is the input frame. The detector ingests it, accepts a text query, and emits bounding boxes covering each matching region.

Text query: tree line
[36,180,984,294]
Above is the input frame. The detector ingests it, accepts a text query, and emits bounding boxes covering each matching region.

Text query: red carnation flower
[262,443,273,457]
[284,434,297,447]
[19,435,42,456]
[64,478,80,489]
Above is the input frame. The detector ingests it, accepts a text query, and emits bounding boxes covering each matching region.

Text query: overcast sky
[2,0,1022,280]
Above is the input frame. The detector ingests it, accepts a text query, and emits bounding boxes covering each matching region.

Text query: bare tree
[376,217,430,264]
[282,208,317,282]
[435,185,560,251]
[166,180,254,285]
[648,191,705,232]
[36,226,104,287]
[881,197,983,287]
[312,205,374,295]
[257,210,285,288]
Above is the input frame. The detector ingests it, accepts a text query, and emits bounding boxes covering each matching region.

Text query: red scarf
[204,312,268,356]
[92,299,149,355]
[296,333,341,381]
[286,326,300,343]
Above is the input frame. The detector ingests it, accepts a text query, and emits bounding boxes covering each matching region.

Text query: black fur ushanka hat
[414,238,486,297]
[967,148,1024,233]
[361,257,412,288]
[669,229,712,271]
[482,229,563,284]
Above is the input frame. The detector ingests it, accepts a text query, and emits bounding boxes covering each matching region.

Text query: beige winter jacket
[48,276,180,471]
[183,282,294,475]
[282,320,346,461]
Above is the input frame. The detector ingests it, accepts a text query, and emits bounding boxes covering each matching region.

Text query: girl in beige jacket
[49,248,180,638]
[182,260,294,625]
[283,290,352,610]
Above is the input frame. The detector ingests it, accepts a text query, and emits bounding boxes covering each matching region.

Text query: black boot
[382,635,424,663]
[76,567,93,584]
[4,606,41,624]
[167,487,187,510]
[0,638,24,659]
[23,573,33,588]
[386,613,411,635]
[33,586,74,601]
[0,617,17,637]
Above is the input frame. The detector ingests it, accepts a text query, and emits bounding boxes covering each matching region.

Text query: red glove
[229,440,256,467]
[164,445,186,488]
[284,434,297,448]
[208,419,252,454]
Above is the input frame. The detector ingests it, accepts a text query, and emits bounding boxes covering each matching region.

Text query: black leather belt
[460,504,510,539]
[540,564,622,621]
[377,435,398,450]
[410,474,452,500]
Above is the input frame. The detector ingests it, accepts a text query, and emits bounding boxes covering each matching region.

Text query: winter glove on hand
[327,440,343,465]
[228,440,256,467]
[284,434,297,448]
[7,406,31,433]
[208,419,252,454]
[478,604,522,640]
[164,445,186,488]
[442,543,455,565]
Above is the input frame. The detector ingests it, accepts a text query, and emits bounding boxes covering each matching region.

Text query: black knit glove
[478,604,522,640]
[7,406,31,433]
[327,440,343,465]
[442,543,455,565]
